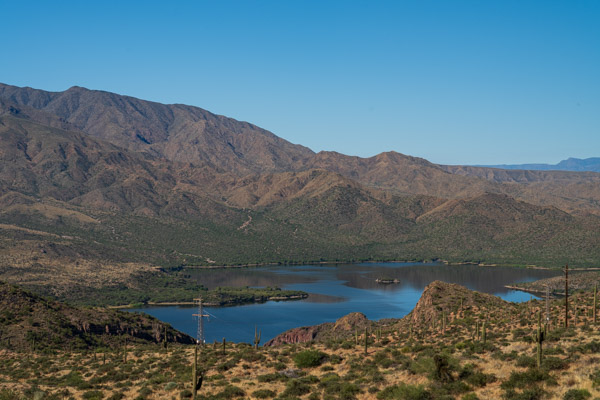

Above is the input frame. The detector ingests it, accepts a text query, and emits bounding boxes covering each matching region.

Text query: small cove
[127,262,562,343]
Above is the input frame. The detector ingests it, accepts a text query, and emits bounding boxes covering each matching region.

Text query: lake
[127,262,562,344]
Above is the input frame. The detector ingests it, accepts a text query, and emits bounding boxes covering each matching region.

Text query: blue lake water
[127,262,562,344]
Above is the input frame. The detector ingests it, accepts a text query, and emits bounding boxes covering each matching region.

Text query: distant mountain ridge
[0,82,314,175]
[0,82,599,273]
[476,157,600,173]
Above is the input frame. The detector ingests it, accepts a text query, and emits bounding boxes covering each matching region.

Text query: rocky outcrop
[265,312,371,346]
[0,281,195,351]
[265,326,322,346]
[407,280,513,327]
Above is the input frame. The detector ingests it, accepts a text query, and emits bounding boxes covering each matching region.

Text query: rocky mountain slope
[0,83,314,175]
[0,280,195,352]
[3,82,600,216]
[1,82,600,306]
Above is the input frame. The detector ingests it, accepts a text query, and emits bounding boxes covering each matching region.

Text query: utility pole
[193,298,209,346]
[564,264,569,328]
[545,285,550,326]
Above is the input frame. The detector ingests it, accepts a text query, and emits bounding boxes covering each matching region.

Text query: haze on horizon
[1,0,598,165]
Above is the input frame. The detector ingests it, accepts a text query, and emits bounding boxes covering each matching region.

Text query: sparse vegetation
[1,280,600,399]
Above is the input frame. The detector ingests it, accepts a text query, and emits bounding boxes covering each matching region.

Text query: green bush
[376,384,432,400]
[82,390,104,400]
[252,389,276,399]
[293,350,326,368]
[562,389,591,400]
[502,387,547,400]
[516,355,536,368]
[501,368,554,390]
[282,380,311,397]
[216,385,245,398]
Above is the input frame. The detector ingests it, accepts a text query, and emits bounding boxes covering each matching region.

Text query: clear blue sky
[2,0,599,165]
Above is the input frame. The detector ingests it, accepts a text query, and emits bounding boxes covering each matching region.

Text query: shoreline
[112,293,309,310]
[177,259,588,271]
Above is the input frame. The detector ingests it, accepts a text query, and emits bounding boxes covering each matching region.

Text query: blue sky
[2,0,598,164]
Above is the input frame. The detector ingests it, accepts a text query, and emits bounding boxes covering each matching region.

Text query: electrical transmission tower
[193,298,209,345]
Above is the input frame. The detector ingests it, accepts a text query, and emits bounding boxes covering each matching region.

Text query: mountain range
[0,81,599,295]
[477,157,600,173]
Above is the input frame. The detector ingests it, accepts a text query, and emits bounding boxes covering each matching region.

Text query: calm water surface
[128,262,561,343]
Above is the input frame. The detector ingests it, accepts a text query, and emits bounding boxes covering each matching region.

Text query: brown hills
[0,82,599,286]
[0,280,194,352]
[3,82,600,216]
[0,83,314,175]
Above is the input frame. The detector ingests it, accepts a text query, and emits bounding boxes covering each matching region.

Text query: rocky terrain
[2,281,600,399]
[0,281,195,352]
[1,83,599,307]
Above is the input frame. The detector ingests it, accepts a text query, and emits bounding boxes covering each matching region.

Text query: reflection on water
[130,262,562,343]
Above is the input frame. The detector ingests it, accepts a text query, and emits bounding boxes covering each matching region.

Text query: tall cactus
[192,344,203,400]
[594,284,597,325]
[482,321,487,345]
[254,325,261,350]
[163,325,168,350]
[441,311,446,334]
[222,337,226,356]
[533,324,545,368]
[564,264,569,328]
[364,327,368,355]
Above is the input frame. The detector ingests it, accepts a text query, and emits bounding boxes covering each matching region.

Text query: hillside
[0,83,314,175]
[1,83,600,307]
[3,281,600,399]
[0,280,194,352]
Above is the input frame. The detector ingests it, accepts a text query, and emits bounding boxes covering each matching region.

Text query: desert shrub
[501,369,555,390]
[502,387,547,400]
[136,387,152,399]
[216,385,245,398]
[293,350,326,368]
[590,368,600,388]
[258,373,288,383]
[516,355,536,368]
[252,389,276,399]
[430,354,458,383]
[562,389,591,400]
[282,380,311,397]
[575,340,600,354]
[542,356,568,371]
[82,390,104,400]
[376,384,432,400]
[459,365,496,388]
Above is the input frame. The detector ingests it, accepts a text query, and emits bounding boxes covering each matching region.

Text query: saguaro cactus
[192,344,203,400]
[482,321,487,345]
[594,284,598,325]
[364,327,368,355]
[222,337,226,355]
[565,264,569,328]
[254,325,261,350]
[533,325,545,368]
[441,311,446,334]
